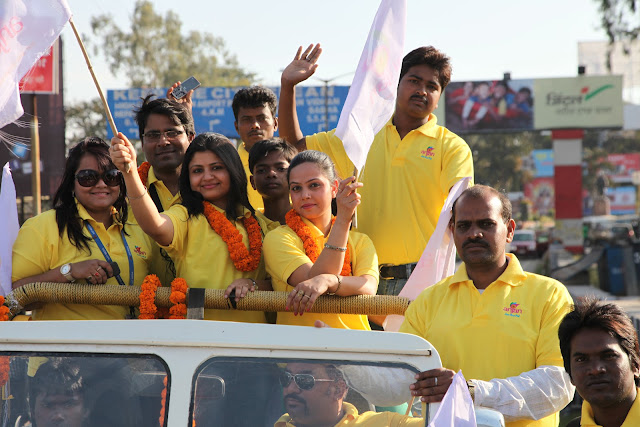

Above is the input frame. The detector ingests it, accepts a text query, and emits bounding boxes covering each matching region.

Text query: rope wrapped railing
[5,282,410,319]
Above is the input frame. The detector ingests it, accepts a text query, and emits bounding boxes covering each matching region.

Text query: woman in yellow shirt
[263,150,379,329]
[110,132,271,323]
[12,138,154,320]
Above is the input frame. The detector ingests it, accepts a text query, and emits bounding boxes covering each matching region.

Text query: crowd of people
[8,41,640,427]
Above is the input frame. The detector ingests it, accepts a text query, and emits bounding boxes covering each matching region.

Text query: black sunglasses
[279,371,335,390]
[75,169,122,187]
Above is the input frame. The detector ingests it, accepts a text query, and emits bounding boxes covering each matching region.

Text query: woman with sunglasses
[263,150,379,329]
[12,138,155,320]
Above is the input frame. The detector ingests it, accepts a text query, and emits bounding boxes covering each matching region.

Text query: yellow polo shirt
[161,204,269,323]
[275,402,422,426]
[263,217,378,329]
[12,203,154,320]
[238,142,264,211]
[147,166,182,210]
[580,388,640,426]
[306,114,473,265]
[399,254,572,427]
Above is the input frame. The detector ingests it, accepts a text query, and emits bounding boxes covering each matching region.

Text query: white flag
[385,177,471,331]
[334,0,406,172]
[428,371,476,427]
[0,0,71,128]
[0,163,20,296]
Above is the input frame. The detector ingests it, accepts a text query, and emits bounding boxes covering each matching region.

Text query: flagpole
[68,18,130,172]
[352,166,359,229]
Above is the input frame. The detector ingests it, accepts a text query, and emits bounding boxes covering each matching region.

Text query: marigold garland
[0,296,9,388]
[285,210,352,276]
[202,202,262,272]
[139,274,162,319]
[138,161,151,187]
[159,375,168,426]
[169,278,188,319]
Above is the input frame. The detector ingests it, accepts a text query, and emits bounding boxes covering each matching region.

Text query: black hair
[450,185,512,225]
[53,138,128,253]
[231,86,278,121]
[248,137,297,172]
[558,297,640,385]
[287,150,338,183]
[134,94,195,141]
[399,46,452,90]
[179,133,253,220]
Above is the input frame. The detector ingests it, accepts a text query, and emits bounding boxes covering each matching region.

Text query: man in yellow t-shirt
[558,299,640,427]
[278,44,473,297]
[399,185,574,427]
[133,95,195,285]
[232,86,279,211]
[275,362,422,427]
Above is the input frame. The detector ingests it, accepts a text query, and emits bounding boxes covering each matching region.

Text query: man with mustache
[279,45,473,301]
[558,298,640,427]
[399,185,574,427]
[232,86,279,211]
[276,362,423,426]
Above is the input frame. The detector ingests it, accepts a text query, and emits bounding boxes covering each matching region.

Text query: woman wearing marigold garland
[263,150,379,329]
[110,132,271,323]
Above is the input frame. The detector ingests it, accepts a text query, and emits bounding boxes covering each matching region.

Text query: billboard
[524,177,555,217]
[107,85,349,140]
[606,186,637,215]
[442,75,623,133]
[606,153,640,184]
[532,149,554,178]
[19,41,60,94]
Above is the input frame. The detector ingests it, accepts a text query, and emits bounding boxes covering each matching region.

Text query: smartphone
[171,76,201,99]
[109,261,121,277]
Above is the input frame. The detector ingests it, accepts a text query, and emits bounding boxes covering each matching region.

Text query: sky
[62,0,607,104]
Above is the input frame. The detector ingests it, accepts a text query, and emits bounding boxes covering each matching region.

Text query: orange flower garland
[139,274,162,319]
[285,210,352,276]
[0,296,9,388]
[138,161,151,186]
[169,278,188,319]
[202,202,262,272]
[159,375,168,426]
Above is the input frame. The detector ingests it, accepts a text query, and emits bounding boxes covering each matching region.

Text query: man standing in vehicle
[400,185,574,426]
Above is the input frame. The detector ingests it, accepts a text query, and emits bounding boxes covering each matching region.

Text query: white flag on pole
[0,163,20,296]
[334,0,406,172]
[385,177,471,331]
[0,0,71,129]
[428,371,477,427]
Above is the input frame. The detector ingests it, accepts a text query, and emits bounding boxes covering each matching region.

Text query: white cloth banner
[428,371,477,427]
[334,0,406,173]
[385,177,471,331]
[0,0,71,128]
[0,163,20,296]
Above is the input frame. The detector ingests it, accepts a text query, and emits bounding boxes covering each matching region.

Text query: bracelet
[248,278,257,291]
[128,185,147,201]
[324,243,347,252]
[327,274,342,295]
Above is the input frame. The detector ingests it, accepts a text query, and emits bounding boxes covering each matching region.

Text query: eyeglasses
[279,371,335,390]
[75,169,122,187]
[141,129,185,141]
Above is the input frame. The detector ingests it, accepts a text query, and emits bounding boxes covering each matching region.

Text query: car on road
[509,229,537,257]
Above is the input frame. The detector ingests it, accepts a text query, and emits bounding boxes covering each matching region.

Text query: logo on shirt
[503,302,522,317]
[420,146,435,159]
[134,246,147,259]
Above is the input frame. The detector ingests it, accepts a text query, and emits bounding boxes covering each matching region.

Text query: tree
[594,0,640,68]
[66,0,253,143]
[89,0,253,88]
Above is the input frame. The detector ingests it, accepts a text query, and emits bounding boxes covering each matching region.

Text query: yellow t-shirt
[580,388,640,426]
[263,217,378,329]
[306,114,473,265]
[399,254,573,427]
[12,203,154,320]
[161,204,269,323]
[238,142,264,211]
[275,402,422,427]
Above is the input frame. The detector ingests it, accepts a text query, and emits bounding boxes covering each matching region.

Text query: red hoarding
[19,40,59,94]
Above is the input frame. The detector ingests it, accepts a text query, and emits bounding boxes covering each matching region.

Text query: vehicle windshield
[191,357,424,426]
[513,233,535,241]
[0,353,168,427]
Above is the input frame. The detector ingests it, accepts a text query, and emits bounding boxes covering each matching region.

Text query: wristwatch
[467,379,475,402]
[60,263,75,282]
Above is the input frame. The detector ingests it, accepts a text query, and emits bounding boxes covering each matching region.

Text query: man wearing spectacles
[276,363,422,427]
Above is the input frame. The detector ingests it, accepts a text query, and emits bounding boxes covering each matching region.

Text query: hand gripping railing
[4,283,410,320]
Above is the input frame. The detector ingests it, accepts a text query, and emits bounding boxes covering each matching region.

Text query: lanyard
[84,221,134,288]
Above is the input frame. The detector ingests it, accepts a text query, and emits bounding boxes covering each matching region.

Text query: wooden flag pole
[68,18,130,172]
[352,166,359,229]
